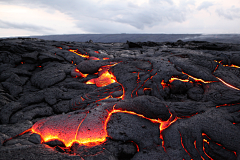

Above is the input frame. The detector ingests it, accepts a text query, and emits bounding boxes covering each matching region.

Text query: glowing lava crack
[31,105,176,147]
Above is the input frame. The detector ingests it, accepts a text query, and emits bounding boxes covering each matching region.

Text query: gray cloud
[216,6,240,20]
[0,0,195,33]
[0,19,53,32]
[197,1,213,10]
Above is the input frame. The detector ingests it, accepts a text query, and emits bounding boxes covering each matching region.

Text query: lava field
[1,38,240,160]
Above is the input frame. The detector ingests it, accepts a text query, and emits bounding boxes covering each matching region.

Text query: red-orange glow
[182,72,216,83]
[89,57,100,60]
[216,77,240,90]
[86,70,116,87]
[94,51,100,54]
[214,60,240,69]
[213,64,219,73]
[31,106,176,148]
[223,64,240,68]
[159,112,177,132]
[161,80,169,89]
[75,68,88,78]
[130,141,140,152]
[68,49,99,60]
[214,60,222,64]
[215,103,240,108]
[103,58,110,60]
[57,47,62,49]
[169,77,190,83]
[202,134,214,160]
[37,66,42,68]
[86,64,118,87]
[31,116,80,147]
[177,112,199,119]
[161,77,192,89]
[143,88,152,92]
[68,49,89,59]
[180,133,192,158]
[110,109,161,124]
[81,97,85,101]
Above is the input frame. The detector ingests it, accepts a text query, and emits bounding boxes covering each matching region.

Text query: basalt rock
[31,67,66,89]
[1,38,240,160]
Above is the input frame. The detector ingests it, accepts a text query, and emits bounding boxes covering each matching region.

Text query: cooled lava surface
[1,38,240,160]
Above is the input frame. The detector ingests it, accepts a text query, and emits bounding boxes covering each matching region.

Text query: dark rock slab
[28,133,42,144]
[52,100,70,113]
[0,89,14,107]
[107,112,162,151]
[231,54,240,66]
[0,51,22,64]
[76,60,110,74]
[1,82,22,97]
[214,65,240,89]
[169,80,193,94]
[0,120,32,137]
[43,62,75,74]
[31,67,66,89]
[0,102,23,124]
[187,85,204,101]
[38,51,64,62]
[169,56,218,82]
[166,101,215,118]
[0,133,10,145]
[9,103,53,124]
[0,144,82,160]
[203,82,240,105]
[55,49,84,64]
[21,51,39,63]
[162,108,240,160]
[0,68,32,82]
[45,139,65,147]
[114,95,170,121]
[70,82,122,110]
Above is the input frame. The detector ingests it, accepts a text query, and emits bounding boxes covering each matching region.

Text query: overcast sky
[0,0,240,37]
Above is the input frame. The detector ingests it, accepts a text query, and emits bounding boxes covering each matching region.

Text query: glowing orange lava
[161,77,192,89]
[74,68,88,78]
[86,64,118,87]
[214,60,240,69]
[68,49,90,59]
[182,72,216,83]
[223,64,240,68]
[215,77,240,90]
[31,105,176,148]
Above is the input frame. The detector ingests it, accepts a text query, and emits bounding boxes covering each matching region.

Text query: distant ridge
[28,34,240,44]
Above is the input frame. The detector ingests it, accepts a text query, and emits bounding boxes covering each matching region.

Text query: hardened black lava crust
[1,37,240,160]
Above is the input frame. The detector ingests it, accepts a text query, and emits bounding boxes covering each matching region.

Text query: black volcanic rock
[76,60,110,74]
[28,133,42,144]
[31,67,66,89]
[1,38,240,160]
[107,113,161,150]
[114,95,170,121]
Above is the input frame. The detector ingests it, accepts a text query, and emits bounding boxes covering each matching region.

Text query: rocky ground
[0,38,240,160]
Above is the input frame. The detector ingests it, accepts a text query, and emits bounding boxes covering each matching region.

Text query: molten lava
[182,72,216,83]
[74,68,88,78]
[223,64,240,68]
[215,77,240,90]
[86,64,118,87]
[31,105,177,148]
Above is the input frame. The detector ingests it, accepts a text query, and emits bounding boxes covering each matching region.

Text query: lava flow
[86,64,118,87]
[31,105,176,148]
[215,77,240,90]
